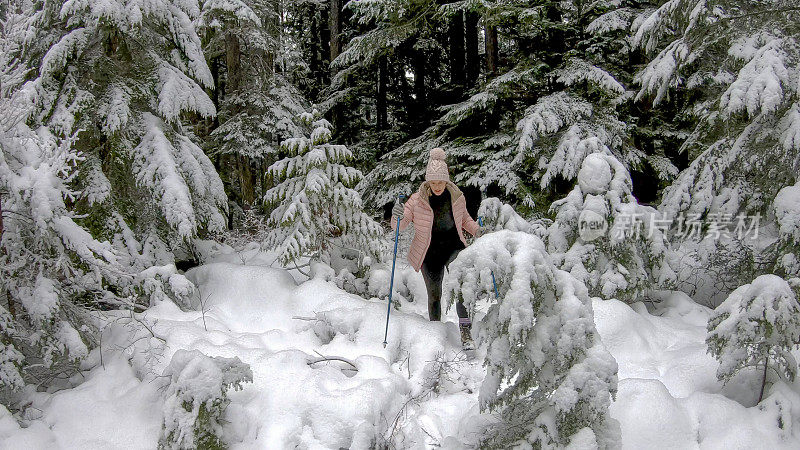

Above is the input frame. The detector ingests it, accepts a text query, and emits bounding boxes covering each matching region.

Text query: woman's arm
[460,199,480,236]
[463,212,480,237]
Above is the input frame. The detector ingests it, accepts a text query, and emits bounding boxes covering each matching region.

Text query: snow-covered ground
[2,248,799,449]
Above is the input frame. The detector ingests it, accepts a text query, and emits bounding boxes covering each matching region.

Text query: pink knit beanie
[425,148,450,181]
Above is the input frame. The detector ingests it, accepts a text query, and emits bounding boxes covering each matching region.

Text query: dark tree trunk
[485,24,498,76]
[0,193,4,243]
[265,0,279,74]
[238,155,255,205]
[413,50,426,124]
[329,0,341,62]
[208,56,222,135]
[309,7,321,86]
[225,32,241,92]
[377,56,388,131]
[758,355,769,403]
[226,33,255,206]
[544,6,565,67]
[449,12,465,86]
[465,11,479,86]
[320,5,331,85]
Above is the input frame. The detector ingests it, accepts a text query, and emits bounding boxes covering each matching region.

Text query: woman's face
[430,180,446,195]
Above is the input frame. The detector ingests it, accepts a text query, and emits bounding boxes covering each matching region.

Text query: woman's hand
[391,202,404,220]
[473,227,482,238]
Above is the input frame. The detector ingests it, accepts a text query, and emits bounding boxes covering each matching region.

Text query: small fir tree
[264,111,383,271]
[444,230,620,449]
[159,350,253,449]
[546,152,675,303]
[707,274,800,403]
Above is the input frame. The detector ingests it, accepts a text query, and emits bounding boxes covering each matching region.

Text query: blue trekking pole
[477,216,500,299]
[383,195,405,347]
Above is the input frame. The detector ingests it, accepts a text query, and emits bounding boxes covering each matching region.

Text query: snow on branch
[557,58,625,96]
[721,39,791,118]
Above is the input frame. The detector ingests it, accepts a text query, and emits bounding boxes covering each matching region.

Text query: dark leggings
[421,250,468,322]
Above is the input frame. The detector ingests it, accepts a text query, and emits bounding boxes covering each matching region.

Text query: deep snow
[2,248,799,449]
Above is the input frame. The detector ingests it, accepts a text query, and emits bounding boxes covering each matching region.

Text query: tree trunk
[377,56,388,131]
[758,356,769,403]
[485,24,498,76]
[0,193,4,243]
[208,56,222,136]
[225,32,241,92]
[239,155,255,206]
[329,0,341,62]
[465,11,479,86]
[309,7,321,86]
[413,50,426,123]
[320,5,331,85]
[265,0,279,74]
[449,12,465,86]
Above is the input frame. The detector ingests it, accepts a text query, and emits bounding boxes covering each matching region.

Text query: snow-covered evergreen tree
[360,0,675,210]
[477,197,546,235]
[159,349,253,449]
[22,0,228,243]
[0,0,225,397]
[1,3,105,395]
[546,152,675,303]
[634,0,800,295]
[707,274,800,403]
[199,0,308,205]
[264,111,383,271]
[444,230,620,448]
[773,182,800,277]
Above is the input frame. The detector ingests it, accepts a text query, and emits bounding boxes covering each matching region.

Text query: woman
[391,148,481,348]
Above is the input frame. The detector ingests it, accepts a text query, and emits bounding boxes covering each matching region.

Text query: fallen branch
[307,351,358,372]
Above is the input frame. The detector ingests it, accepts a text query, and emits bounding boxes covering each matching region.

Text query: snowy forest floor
[3,244,800,449]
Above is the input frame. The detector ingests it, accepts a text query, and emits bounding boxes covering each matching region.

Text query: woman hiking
[391,148,482,349]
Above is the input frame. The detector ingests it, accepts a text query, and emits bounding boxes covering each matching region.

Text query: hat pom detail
[430,148,446,161]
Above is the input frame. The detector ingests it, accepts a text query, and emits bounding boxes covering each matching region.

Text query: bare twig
[291,315,320,321]
[196,285,211,332]
[307,350,358,372]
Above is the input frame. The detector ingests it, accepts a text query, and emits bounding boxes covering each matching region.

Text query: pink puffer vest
[391,181,480,272]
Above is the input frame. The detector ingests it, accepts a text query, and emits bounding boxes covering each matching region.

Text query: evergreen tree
[546,152,675,302]
[707,274,800,403]
[264,111,383,271]
[360,0,674,210]
[774,182,800,277]
[22,0,228,245]
[634,0,800,291]
[1,0,225,396]
[326,0,465,192]
[199,0,309,206]
[445,230,620,448]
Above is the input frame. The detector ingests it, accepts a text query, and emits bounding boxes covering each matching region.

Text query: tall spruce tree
[1,0,225,396]
[633,0,800,298]
[199,0,309,207]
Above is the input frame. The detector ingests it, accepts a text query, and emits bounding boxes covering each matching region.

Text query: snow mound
[5,260,800,449]
[577,153,613,194]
